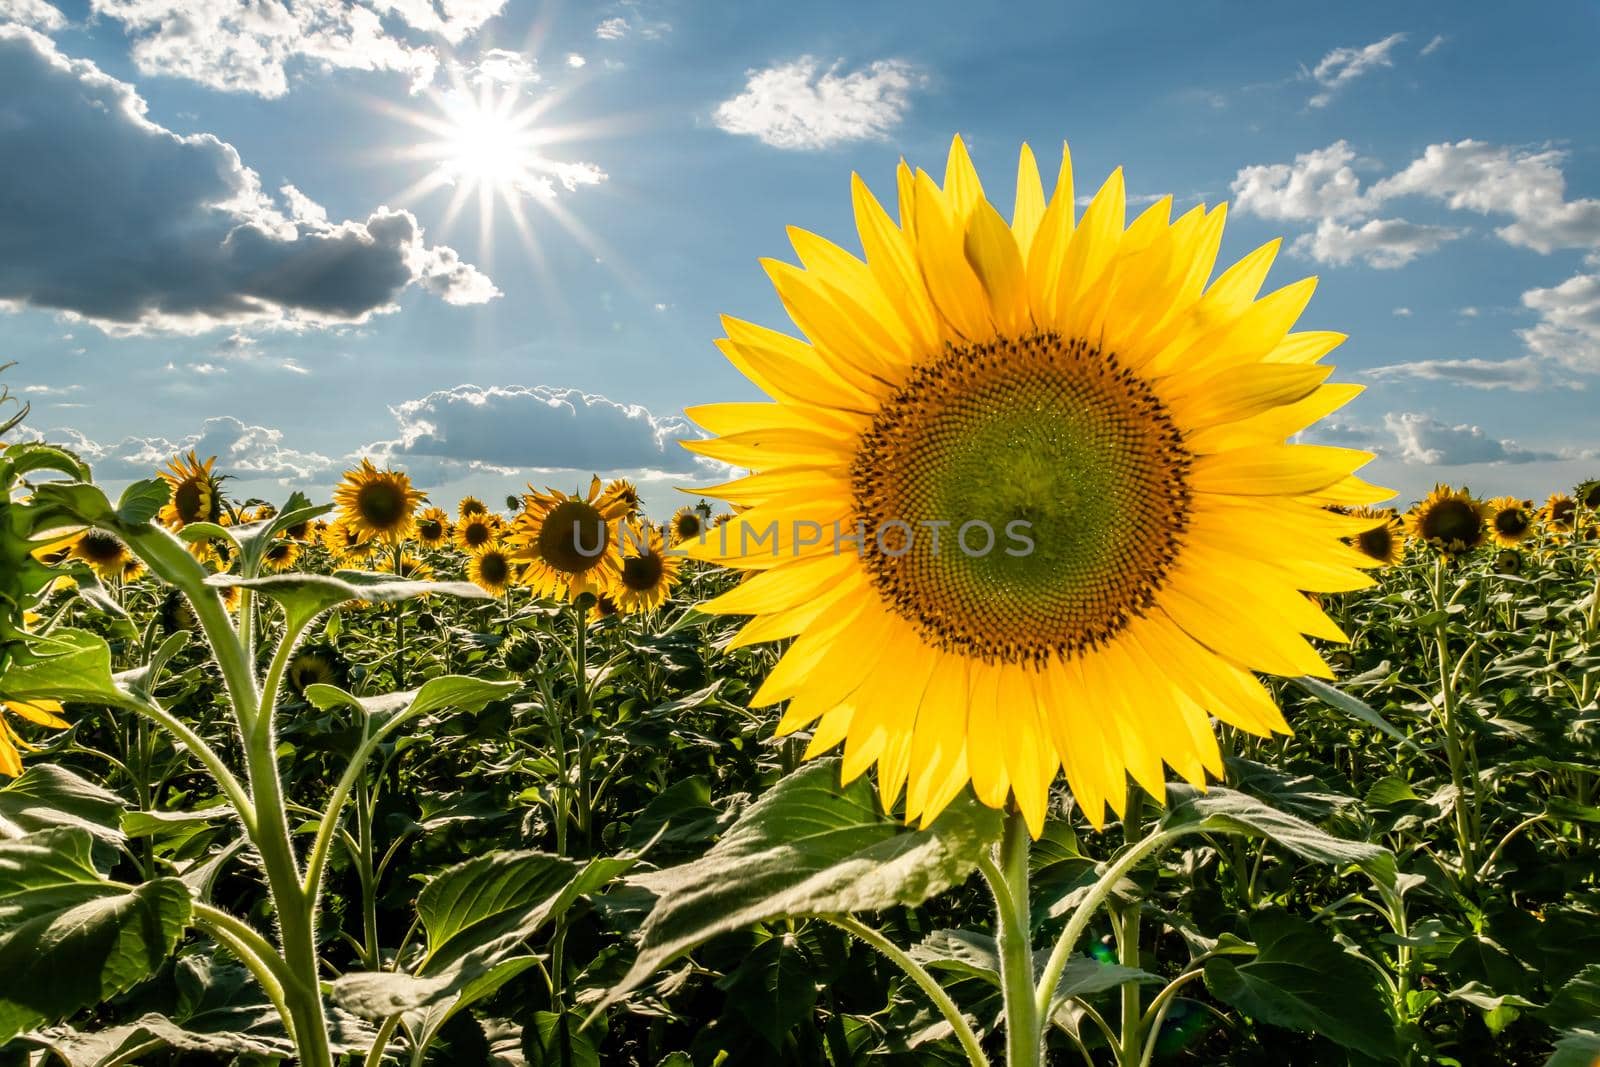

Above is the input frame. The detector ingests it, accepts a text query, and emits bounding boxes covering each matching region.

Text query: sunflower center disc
[1357,525,1394,559]
[174,481,206,524]
[621,552,664,592]
[1421,500,1482,547]
[479,552,510,585]
[538,500,609,573]
[851,332,1192,665]
[356,483,406,529]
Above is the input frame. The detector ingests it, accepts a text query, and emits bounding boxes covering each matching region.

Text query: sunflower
[158,451,225,529]
[1574,479,1600,510]
[159,590,199,635]
[321,521,377,563]
[1493,549,1523,576]
[220,584,242,613]
[614,523,683,614]
[601,478,643,519]
[262,539,301,573]
[682,135,1385,833]
[1486,496,1533,547]
[333,459,425,544]
[453,512,503,554]
[395,553,433,582]
[669,506,705,546]
[1543,492,1577,533]
[1,699,69,777]
[121,558,146,583]
[65,528,134,580]
[1346,507,1403,566]
[285,644,349,702]
[1407,486,1490,558]
[468,543,515,596]
[589,592,620,624]
[415,507,452,548]
[507,478,628,600]
[458,496,489,519]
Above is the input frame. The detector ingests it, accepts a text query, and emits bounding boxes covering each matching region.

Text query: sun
[433,84,544,197]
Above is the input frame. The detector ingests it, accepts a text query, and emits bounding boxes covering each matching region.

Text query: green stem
[1115,793,1147,1067]
[991,808,1041,1067]
[365,1013,403,1067]
[826,916,987,1067]
[1430,561,1477,886]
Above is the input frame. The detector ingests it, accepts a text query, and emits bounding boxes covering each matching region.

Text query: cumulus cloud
[1382,412,1568,465]
[38,416,334,481]
[1230,141,1371,221]
[1365,355,1550,392]
[1519,272,1600,373]
[372,384,709,474]
[0,28,496,335]
[85,0,506,97]
[0,0,64,29]
[1306,33,1406,108]
[713,56,924,150]
[1290,217,1462,269]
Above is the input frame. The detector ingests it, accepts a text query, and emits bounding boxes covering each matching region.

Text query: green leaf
[0,627,144,713]
[1364,776,1422,808]
[417,850,582,973]
[1163,785,1394,884]
[0,875,192,1042]
[599,758,1001,1013]
[1289,675,1421,753]
[1546,1029,1600,1067]
[210,570,490,630]
[716,933,820,1050]
[524,1009,601,1067]
[1543,964,1600,1030]
[115,479,170,525]
[0,765,127,845]
[1203,911,1397,1061]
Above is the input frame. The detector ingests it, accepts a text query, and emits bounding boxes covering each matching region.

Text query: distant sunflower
[333,459,425,543]
[458,496,489,519]
[601,478,643,519]
[282,517,311,541]
[1575,479,1600,510]
[285,644,349,702]
[1493,549,1523,575]
[220,585,242,613]
[321,521,377,563]
[68,529,134,580]
[121,558,146,583]
[415,507,452,548]
[669,506,704,545]
[589,592,620,624]
[468,543,515,596]
[1543,492,1577,533]
[395,553,433,582]
[1486,496,1533,547]
[508,477,628,600]
[1,699,69,778]
[1407,486,1490,558]
[159,590,199,635]
[684,135,1385,832]
[1346,507,1403,566]
[614,523,682,614]
[159,451,225,529]
[262,539,301,573]
[453,512,502,554]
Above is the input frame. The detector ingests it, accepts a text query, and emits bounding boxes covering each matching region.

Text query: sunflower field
[1,141,1598,1067]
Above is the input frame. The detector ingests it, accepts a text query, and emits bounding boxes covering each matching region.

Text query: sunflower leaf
[0,627,145,714]
[206,571,490,632]
[596,758,1001,1016]
[1289,675,1422,754]
[115,479,170,525]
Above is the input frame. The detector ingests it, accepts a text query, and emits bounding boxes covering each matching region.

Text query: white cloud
[1519,272,1600,374]
[1383,412,1569,465]
[1306,33,1406,108]
[1229,141,1370,221]
[373,383,711,474]
[1420,34,1447,56]
[594,16,627,39]
[1291,217,1462,269]
[85,0,510,98]
[1365,355,1550,392]
[0,0,65,29]
[39,416,334,481]
[0,28,496,335]
[1460,306,1480,317]
[1393,307,1412,317]
[566,53,585,68]
[713,56,924,150]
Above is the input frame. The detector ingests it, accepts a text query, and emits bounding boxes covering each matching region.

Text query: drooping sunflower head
[468,543,515,596]
[320,520,377,562]
[158,451,225,529]
[415,506,452,548]
[588,592,620,624]
[458,496,488,519]
[669,506,704,545]
[1543,492,1577,532]
[683,135,1386,833]
[507,477,627,600]
[614,522,682,614]
[159,590,199,635]
[68,528,134,580]
[1575,479,1600,511]
[453,512,503,554]
[1486,496,1533,547]
[1406,486,1490,559]
[1345,507,1404,566]
[263,538,301,573]
[332,459,425,543]
[285,643,350,702]
[601,478,643,519]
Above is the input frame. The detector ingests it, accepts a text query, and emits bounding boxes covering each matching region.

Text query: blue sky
[2,0,1598,514]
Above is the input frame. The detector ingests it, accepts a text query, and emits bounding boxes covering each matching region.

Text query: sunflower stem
[1429,560,1477,887]
[992,806,1042,1067]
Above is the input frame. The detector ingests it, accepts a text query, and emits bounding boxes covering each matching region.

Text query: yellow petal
[1011,143,1047,256]
[963,199,1030,336]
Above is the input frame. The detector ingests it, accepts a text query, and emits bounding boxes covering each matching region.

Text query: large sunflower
[1346,507,1404,566]
[682,137,1385,833]
[67,528,135,580]
[158,451,225,529]
[1407,486,1490,558]
[614,523,683,614]
[415,506,452,548]
[1486,496,1533,548]
[507,477,628,600]
[333,459,425,544]
[468,542,515,596]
